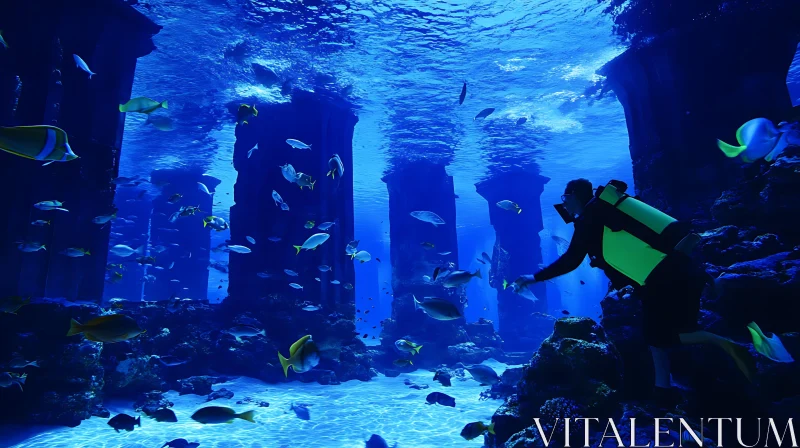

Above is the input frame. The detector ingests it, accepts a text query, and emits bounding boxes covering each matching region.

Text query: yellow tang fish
[0,126,78,165]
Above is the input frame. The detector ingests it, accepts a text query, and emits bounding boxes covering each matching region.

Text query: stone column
[476,170,550,351]
[222,90,371,383]
[379,161,470,367]
[598,4,800,221]
[0,0,160,301]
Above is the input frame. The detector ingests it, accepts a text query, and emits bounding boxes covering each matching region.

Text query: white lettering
[654,418,674,448]
[532,418,558,447]
[578,418,600,447]
[565,417,571,447]
[678,418,703,446]
[735,418,760,447]
[629,418,650,448]
[598,418,623,447]
[707,418,732,447]
[767,419,797,447]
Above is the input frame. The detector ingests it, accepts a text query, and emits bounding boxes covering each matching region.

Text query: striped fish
[0,126,78,165]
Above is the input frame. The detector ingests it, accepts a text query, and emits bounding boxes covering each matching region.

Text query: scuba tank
[590,180,696,286]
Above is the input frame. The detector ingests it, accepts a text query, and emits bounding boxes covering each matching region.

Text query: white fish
[293,233,330,254]
[317,221,336,231]
[228,245,251,254]
[34,200,68,212]
[496,200,522,214]
[717,118,800,163]
[246,236,256,244]
[345,240,359,255]
[331,280,340,285]
[60,248,90,257]
[109,244,143,257]
[73,54,95,78]
[318,265,332,272]
[280,164,299,183]
[272,190,285,206]
[169,262,175,269]
[286,139,311,150]
[281,203,290,211]
[197,182,212,195]
[422,275,432,283]
[315,278,321,282]
[289,283,303,290]
[352,250,371,263]
[410,211,445,226]
[248,147,258,158]
[284,269,299,276]
[327,154,344,179]
[438,251,452,255]
[302,305,319,311]
[257,271,272,278]
[268,237,282,242]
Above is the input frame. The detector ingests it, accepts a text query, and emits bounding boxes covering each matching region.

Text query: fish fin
[242,120,248,126]
[311,180,315,190]
[474,269,482,279]
[293,245,301,255]
[237,410,256,423]
[488,422,495,435]
[517,208,522,214]
[413,295,421,311]
[42,161,54,166]
[66,319,83,336]
[203,221,208,228]
[16,382,23,392]
[414,345,422,354]
[765,132,790,162]
[717,139,746,158]
[278,351,291,377]
[161,100,168,109]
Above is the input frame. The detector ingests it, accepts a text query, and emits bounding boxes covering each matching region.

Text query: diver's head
[561,178,593,216]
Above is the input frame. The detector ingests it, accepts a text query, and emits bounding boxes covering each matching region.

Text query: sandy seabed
[1,359,516,448]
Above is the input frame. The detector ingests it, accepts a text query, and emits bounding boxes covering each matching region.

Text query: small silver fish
[73,54,95,78]
[289,283,303,290]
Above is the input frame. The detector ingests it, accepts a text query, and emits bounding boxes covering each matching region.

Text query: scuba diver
[513,178,755,405]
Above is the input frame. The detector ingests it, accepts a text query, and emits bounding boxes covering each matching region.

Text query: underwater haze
[2,0,800,447]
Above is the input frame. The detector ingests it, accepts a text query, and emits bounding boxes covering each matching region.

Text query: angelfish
[73,54,95,78]
[0,126,78,164]
[717,118,800,163]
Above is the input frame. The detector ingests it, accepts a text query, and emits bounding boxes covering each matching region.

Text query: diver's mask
[554,195,576,224]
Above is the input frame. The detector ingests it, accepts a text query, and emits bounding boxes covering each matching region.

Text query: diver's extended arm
[533,225,589,282]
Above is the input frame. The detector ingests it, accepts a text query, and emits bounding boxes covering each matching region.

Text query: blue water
[112,0,635,322]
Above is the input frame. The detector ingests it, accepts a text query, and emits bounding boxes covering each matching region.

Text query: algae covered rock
[489,317,623,447]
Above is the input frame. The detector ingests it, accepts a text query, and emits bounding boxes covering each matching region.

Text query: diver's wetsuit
[534,200,707,348]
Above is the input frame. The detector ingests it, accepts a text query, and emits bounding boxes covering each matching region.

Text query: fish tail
[517,207,522,214]
[414,344,422,354]
[293,245,301,255]
[160,100,168,109]
[85,250,91,255]
[278,351,291,377]
[237,410,256,423]
[474,269,482,279]
[203,221,208,228]
[488,422,495,435]
[413,295,421,311]
[118,104,127,113]
[311,180,315,190]
[717,139,746,158]
[66,319,84,336]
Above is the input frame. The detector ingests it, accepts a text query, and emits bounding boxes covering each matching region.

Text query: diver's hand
[512,275,537,292]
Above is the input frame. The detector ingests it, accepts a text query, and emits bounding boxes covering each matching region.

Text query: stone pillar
[142,169,221,302]
[222,90,371,383]
[598,4,800,221]
[0,0,160,301]
[476,171,550,351]
[379,161,469,367]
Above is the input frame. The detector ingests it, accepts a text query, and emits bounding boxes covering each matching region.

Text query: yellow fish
[67,314,145,343]
[0,296,31,314]
[0,126,78,165]
[277,335,320,377]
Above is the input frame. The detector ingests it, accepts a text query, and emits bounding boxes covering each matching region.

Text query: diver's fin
[716,139,746,158]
